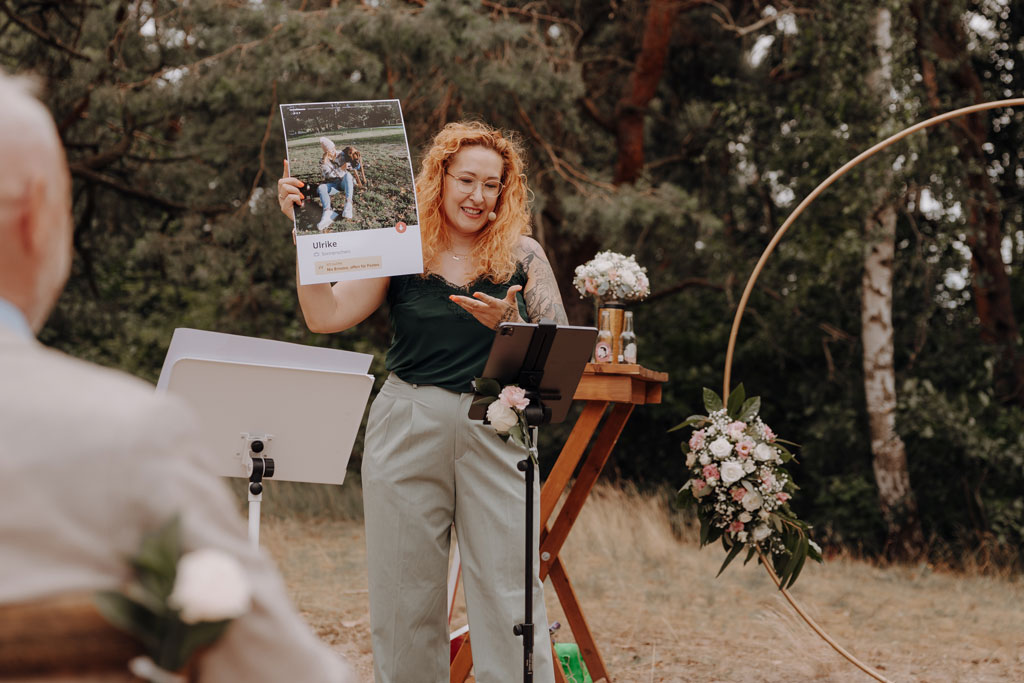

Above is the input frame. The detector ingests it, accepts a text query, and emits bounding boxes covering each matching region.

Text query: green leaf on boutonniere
[508,423,524,445]
[94,591,161,652]
[472,395,497,407]
[178,619,231,669]
[473,377,501,397]
[702,387,723,413]
[132,517,182,602]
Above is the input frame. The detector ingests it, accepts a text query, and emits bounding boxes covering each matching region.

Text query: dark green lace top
[385,265,529,392]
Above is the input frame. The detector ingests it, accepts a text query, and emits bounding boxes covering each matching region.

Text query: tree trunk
[911,0,1024,405]
[862,8,925,559]
[613,0,677,185]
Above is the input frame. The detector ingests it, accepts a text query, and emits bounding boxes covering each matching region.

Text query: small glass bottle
[594,309,614,363]
[619,311,637,364]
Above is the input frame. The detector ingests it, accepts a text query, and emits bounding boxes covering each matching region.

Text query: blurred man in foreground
[0,71,358,682]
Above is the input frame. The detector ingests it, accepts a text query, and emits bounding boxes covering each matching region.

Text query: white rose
[738,512,752,523]
[753,443,775,461]
[742,460,755,473]
[720,461,744,484]
[736,531,748,543]
[699,453,710,465]
[486,400,519,433]
[169,549,251,624]
[741,491,764,511]
[709,437,733,460]
[752,525,772,542]
[759,509,770,520]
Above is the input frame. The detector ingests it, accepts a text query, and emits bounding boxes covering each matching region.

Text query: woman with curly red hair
[278,120,566,682]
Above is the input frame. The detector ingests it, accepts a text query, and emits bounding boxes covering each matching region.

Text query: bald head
[0,71,73,333]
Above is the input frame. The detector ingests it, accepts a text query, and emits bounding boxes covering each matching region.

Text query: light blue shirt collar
[0,297,33,339]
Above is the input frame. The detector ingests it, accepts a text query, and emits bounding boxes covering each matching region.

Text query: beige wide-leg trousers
[362,373,555,683]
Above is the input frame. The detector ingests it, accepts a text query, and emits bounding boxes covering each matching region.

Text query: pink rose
[499,386,530,411]
[776,492,791,503]
[702,464,719,481]
[735,437,755,458]
[692,479,706,493]
[728,520,745,534]
[584,277,597,295]
[763,424,776,442]
[689,429,706,451]
[760,472,777,489]
[730,488,747,502]
[726,421,747,439]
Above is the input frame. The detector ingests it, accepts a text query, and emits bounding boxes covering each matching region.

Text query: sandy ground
[260,485,1024,682]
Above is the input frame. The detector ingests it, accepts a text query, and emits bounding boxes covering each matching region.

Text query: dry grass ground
[259,484,1024,682]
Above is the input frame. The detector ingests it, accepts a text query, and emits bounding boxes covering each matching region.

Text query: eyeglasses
[446,172,503,198]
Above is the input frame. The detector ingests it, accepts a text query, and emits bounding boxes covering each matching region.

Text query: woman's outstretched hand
[277,159,305,221]
[450,285,524,330]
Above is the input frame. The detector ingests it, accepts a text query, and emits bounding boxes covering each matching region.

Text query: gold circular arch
[721,98,1024,682]
[723,97,1024,399]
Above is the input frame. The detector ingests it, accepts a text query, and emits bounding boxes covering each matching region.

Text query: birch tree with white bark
[861,7,925,559]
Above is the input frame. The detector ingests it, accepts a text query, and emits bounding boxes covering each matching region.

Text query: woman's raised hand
[449,285,524,330]
[277,159,305,221]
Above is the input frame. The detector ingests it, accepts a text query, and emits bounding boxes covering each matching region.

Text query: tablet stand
[476,320,593,683]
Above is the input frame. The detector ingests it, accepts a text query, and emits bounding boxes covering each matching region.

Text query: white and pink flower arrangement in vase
[572,250,650,304]
[674,385,823,588]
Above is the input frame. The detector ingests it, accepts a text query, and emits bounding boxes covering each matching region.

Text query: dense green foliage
[3,0,1022,565]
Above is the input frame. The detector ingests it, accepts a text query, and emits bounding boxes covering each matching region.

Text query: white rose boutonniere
[95,517,252,681]
[169,549,251,624]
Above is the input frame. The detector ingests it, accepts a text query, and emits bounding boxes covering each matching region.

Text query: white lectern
[157,328,374,546]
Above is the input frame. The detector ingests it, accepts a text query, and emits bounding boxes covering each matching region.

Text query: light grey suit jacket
[0,327,357,682]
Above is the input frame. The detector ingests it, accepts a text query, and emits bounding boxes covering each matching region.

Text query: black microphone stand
[510,320,560,683]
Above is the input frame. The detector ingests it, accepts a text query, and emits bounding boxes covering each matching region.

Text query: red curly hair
[416,121,531,283]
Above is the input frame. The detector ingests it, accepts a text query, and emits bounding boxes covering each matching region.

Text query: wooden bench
[0,593,194,682]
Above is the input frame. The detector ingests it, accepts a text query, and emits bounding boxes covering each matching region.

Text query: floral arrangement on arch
[94,517,252,682]
[572,250,650,303]
[674,385,822,588]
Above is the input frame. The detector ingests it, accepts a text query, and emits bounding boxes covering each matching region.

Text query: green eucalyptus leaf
[737,396,761,423]
[472,396,497,407]
[778,538,803,588]
[473,377,501,397]
[698,515,712,546]
[702,387,723,413]
[668,415,709,432]
[726,383,745,418]
[716,540,745,577]
[785,537,810,589]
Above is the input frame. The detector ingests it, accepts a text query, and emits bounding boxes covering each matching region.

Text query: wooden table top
[573,363,668,404]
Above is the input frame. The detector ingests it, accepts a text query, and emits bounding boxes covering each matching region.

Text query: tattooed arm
[518,236,569,324]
